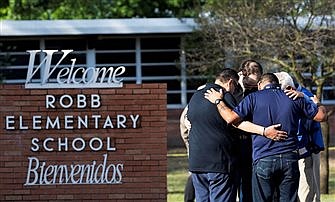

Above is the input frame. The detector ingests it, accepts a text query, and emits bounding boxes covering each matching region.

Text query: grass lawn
[167,149,189,202]
[167,148,335,202]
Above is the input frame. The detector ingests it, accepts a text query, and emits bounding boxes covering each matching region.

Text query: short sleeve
[233,94,253,120]
[301,98,318,120]
[223,92,237,109]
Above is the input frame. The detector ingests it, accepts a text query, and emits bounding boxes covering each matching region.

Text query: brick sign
[0,84,167,201]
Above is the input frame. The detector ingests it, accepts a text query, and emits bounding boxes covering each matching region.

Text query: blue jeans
[252,151,300,202]
[192,172,237,202]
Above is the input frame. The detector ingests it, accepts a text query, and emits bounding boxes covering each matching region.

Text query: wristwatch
[215,99,222,105]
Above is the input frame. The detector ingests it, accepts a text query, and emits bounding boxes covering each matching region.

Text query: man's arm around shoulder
[311,95,327,122]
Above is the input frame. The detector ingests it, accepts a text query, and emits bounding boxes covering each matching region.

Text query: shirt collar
[264,83,281,90]
[206,83,222,89]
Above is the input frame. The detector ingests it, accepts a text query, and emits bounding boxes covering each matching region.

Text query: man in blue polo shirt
[204,73,327,202]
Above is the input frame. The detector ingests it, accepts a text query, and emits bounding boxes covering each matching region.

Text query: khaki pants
[298,153,321,202]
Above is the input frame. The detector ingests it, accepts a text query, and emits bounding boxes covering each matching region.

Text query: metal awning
[0,18,196,36]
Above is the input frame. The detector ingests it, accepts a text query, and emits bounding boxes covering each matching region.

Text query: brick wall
[0,84,167,201]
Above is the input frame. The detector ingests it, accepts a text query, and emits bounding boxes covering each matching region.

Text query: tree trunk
[320,121,329,194]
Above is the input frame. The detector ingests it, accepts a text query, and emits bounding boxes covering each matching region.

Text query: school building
[1,18,334,148]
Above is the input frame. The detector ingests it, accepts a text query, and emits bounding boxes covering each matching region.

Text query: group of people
[179,59,327,202]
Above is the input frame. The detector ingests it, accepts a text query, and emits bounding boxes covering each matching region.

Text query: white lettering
[32,115,42,130]
[130,114,140,128]
[94,158,106,183]
[58,138,68,151]
[25,50,73,86]
[19,115,28,130]
[60,95,73,108]
[43,138,54,152]
[77,94,86,108]
[117,115,126,128]
[46,116,60,129]
[56,66,70,84]
[103,115,114,129]
[70,164,81,184]
[5,114,140,130]
[105,164,116,183]
[44,165,55,184]
[72,138,85,152]
[66,59,76,83]
[89,138,103,151]
[5,116,15,130]
[82,67,96,84]
[92,115,101,129]
[115,164,123,183]
[91,94,101,108]
[25,50,125,89]
[31,138,39,152]
[72,66,85,84]
[45,94,101,109]
[24,154,123,185]
[31,137,117,152]
[111,66,126,84]
[46,95,56,109]
[38,162,46,184]
[78,115,88,129]
[107,137,116,151]
[25,156,40,185]
[54,165,70,183]
[64,116,74,129]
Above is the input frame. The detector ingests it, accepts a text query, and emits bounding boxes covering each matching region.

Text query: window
[3,35,331,107]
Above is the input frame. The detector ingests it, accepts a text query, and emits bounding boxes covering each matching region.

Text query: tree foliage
[0,0,205,19]
[184,0,335,97]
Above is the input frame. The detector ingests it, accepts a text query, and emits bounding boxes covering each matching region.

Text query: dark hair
[239,59,263,78]
[259,73,279,84]
[216,68,239,84]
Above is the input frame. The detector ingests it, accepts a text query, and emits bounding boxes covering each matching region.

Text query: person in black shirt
[188,68,284,201]
[187,68,241,201]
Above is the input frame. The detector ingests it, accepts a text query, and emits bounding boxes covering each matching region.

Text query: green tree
[0,0,205,19]
[184,0,335,193]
